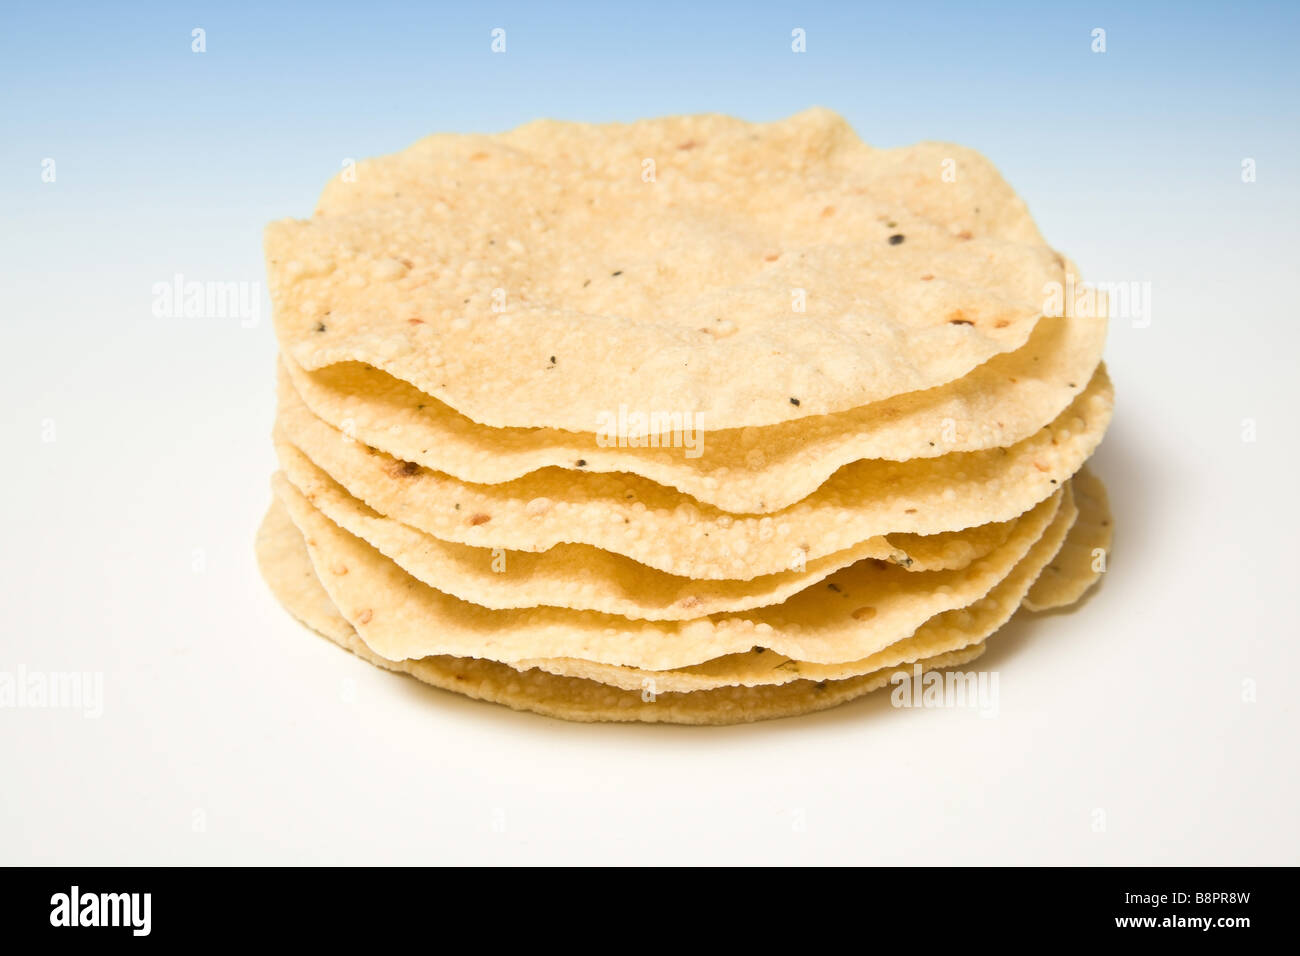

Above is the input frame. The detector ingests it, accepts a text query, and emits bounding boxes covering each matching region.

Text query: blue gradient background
[2,2,1298,864]
[5,1,1297,291]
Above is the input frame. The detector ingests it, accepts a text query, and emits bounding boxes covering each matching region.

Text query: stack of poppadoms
[256,109,1114,724]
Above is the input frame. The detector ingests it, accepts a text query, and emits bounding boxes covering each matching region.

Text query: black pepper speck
[889,234,905,245]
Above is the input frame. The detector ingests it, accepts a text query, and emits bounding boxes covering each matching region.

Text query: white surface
[3,183,1299,868]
